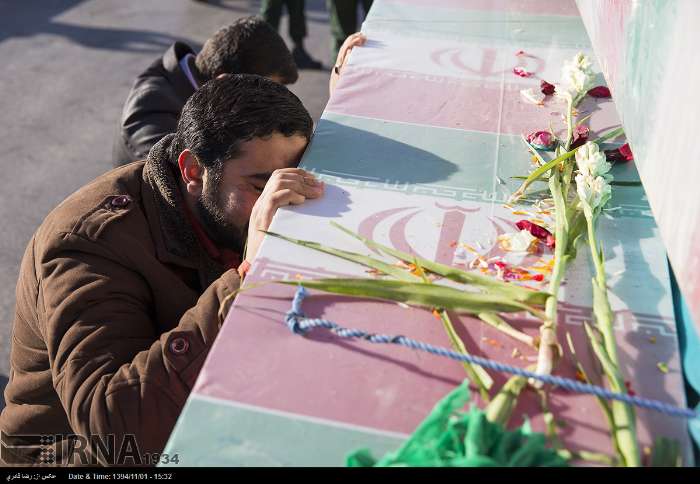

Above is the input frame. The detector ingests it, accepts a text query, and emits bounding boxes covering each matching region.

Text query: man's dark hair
[195,16,298,83]
[171,74,313,174]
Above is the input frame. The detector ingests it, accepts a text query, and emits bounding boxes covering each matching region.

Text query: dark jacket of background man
[112,16,298,167]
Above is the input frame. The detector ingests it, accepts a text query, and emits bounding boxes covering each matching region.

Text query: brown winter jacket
[0,134,240,466]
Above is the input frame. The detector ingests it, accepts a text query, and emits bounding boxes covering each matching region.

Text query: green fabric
[346,380,567,467]
[260,0,307,43]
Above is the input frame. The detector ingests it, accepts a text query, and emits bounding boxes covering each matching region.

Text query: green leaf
[438,310,494,398]
[264,230,419,282]
[331,222,550,306]
[651,437,681,467]
[280,278,545,318]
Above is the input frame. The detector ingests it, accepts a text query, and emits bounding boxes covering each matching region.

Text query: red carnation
[526,130,555,150]
[570,125,590,149]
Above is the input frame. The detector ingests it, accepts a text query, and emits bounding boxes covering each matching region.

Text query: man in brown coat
[0,74,323,466]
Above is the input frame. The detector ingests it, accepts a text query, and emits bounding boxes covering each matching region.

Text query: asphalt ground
[0,0,338,409]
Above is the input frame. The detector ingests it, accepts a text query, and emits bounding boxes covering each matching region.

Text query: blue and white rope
[285,285,699,421]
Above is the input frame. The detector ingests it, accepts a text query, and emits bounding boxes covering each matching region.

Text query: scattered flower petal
[603,142,633,164]
[619,142,634,160]
[485,338,502,348]
[587,86,611,98]
[657,361,669,374]
[570,124,590,149]
[515,50,526,56]
[497,230,540,253]
[513,66,532,78]
[540,80,556,95]
[520,87,545,105]
[526,130,556,150]
[516,219,555,249]
[648,336,657,344]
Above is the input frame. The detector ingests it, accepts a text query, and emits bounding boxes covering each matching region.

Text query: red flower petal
[604,143,634,164]
[515,220,555,249]
[570,125,590,149]
[513,67,532,78]
[532,273,544,282]
[604,148,625,163]
[515,50,526,56]
[619,142,634,160]
[545,234,556,249]
[540,80,556,96]
[587,86,612,98]
[526,130,555,150]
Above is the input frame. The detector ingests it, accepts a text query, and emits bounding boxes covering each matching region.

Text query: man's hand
[329,32,367,95]
[245,168,324,263]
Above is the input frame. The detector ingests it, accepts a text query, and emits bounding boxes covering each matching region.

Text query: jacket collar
[141,134,226,290]
[162,42,198,103]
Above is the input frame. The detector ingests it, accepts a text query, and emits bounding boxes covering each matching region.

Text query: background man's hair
[195,16,298,83]
[171,74,313,172]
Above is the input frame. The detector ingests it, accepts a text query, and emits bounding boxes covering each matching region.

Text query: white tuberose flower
[576,173,612,213]
[575,141,611,178]
[561,52,595,95]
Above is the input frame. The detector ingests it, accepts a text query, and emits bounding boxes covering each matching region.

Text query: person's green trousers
[261,0,308,44]
[327,0,373,59]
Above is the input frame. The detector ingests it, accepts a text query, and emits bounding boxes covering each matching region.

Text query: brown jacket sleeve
[40,233,238,465]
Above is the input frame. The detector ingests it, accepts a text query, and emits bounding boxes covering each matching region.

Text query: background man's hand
[329,32,367,95]
[245,168,324,263]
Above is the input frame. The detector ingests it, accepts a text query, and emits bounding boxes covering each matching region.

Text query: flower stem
[485,372,529,426]
[438,310,492,402]
[584,214,640,467]
[564,96,574,151]
[533,169,569,382]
